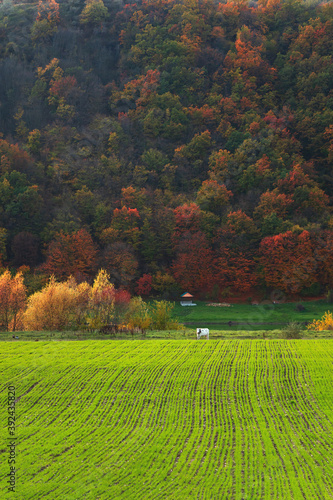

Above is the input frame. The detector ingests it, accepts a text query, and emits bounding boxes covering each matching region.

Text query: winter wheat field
[1,340,333,499]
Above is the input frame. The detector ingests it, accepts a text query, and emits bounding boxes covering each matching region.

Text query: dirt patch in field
[206,303,233,307]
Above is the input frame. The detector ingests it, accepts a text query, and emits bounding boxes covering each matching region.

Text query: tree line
[0,268,179,332]
[0,0,333,299]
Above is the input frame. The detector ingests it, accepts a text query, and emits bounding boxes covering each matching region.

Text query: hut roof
[181,292,193,298]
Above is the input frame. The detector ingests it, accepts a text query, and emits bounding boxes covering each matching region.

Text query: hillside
[0,0,333,298]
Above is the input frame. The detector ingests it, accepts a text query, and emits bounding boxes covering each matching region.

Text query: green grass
[1,340,333,499]
[1,327,333,341]
[172,299,331,329]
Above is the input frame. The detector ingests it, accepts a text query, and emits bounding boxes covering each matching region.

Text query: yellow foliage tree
[307,311,333,331]
[86,269,115,330]
[23,276,84,331]
[9,272,27,331]
[22,269,127,332]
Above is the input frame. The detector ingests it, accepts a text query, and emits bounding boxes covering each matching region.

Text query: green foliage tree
[125,297,151,335]
[79,0,109,27]
[150,300,179,330]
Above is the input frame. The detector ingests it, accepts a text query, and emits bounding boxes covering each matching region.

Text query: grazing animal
[196,328,209,340]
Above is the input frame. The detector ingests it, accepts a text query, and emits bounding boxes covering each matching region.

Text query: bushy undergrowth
[282,321,303,339]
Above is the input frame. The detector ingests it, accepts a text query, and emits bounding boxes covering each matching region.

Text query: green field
[173,299,330,330]
[1,340,333,499]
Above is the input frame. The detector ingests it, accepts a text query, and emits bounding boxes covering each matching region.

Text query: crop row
[0,340,332,499]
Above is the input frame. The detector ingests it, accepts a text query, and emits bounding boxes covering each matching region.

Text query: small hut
[180,292,196,306]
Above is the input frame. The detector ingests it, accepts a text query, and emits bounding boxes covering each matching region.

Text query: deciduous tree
[259,230,317,294]
[44,229,97,280]
[172,231,215,295]
[0,270,26,331]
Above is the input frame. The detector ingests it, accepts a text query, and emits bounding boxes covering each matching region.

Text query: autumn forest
[0,0,333,300]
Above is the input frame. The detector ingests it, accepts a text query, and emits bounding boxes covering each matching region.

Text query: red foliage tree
[173,203,201,245]
[0,139,32,174]
[171,232,216,295]
[216,245,258,294]
[114,288,131,323]
[135,274,152,297]
[277,164,330,217]
[259,230,317,294]
[49,76,77,98]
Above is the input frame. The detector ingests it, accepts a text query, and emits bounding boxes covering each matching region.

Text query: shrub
[282,321,303,339]
[307,311,333,331]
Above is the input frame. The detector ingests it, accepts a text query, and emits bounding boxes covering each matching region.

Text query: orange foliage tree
[44,229,97,280]
[254,189,294,219]
[225,25,276,81]
[31,0,60,42]
[0,270,27,331]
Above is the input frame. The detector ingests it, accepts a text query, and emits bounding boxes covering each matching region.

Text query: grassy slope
[172,299,331,328]
[1,340,332,499]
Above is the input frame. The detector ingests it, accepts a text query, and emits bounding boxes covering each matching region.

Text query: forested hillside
[0,0,332,298]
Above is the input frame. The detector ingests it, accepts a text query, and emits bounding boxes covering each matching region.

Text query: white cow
[196,328,209,340]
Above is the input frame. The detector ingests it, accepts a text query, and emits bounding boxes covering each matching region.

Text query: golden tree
[86,269,115,330]
[23,276,80,331]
